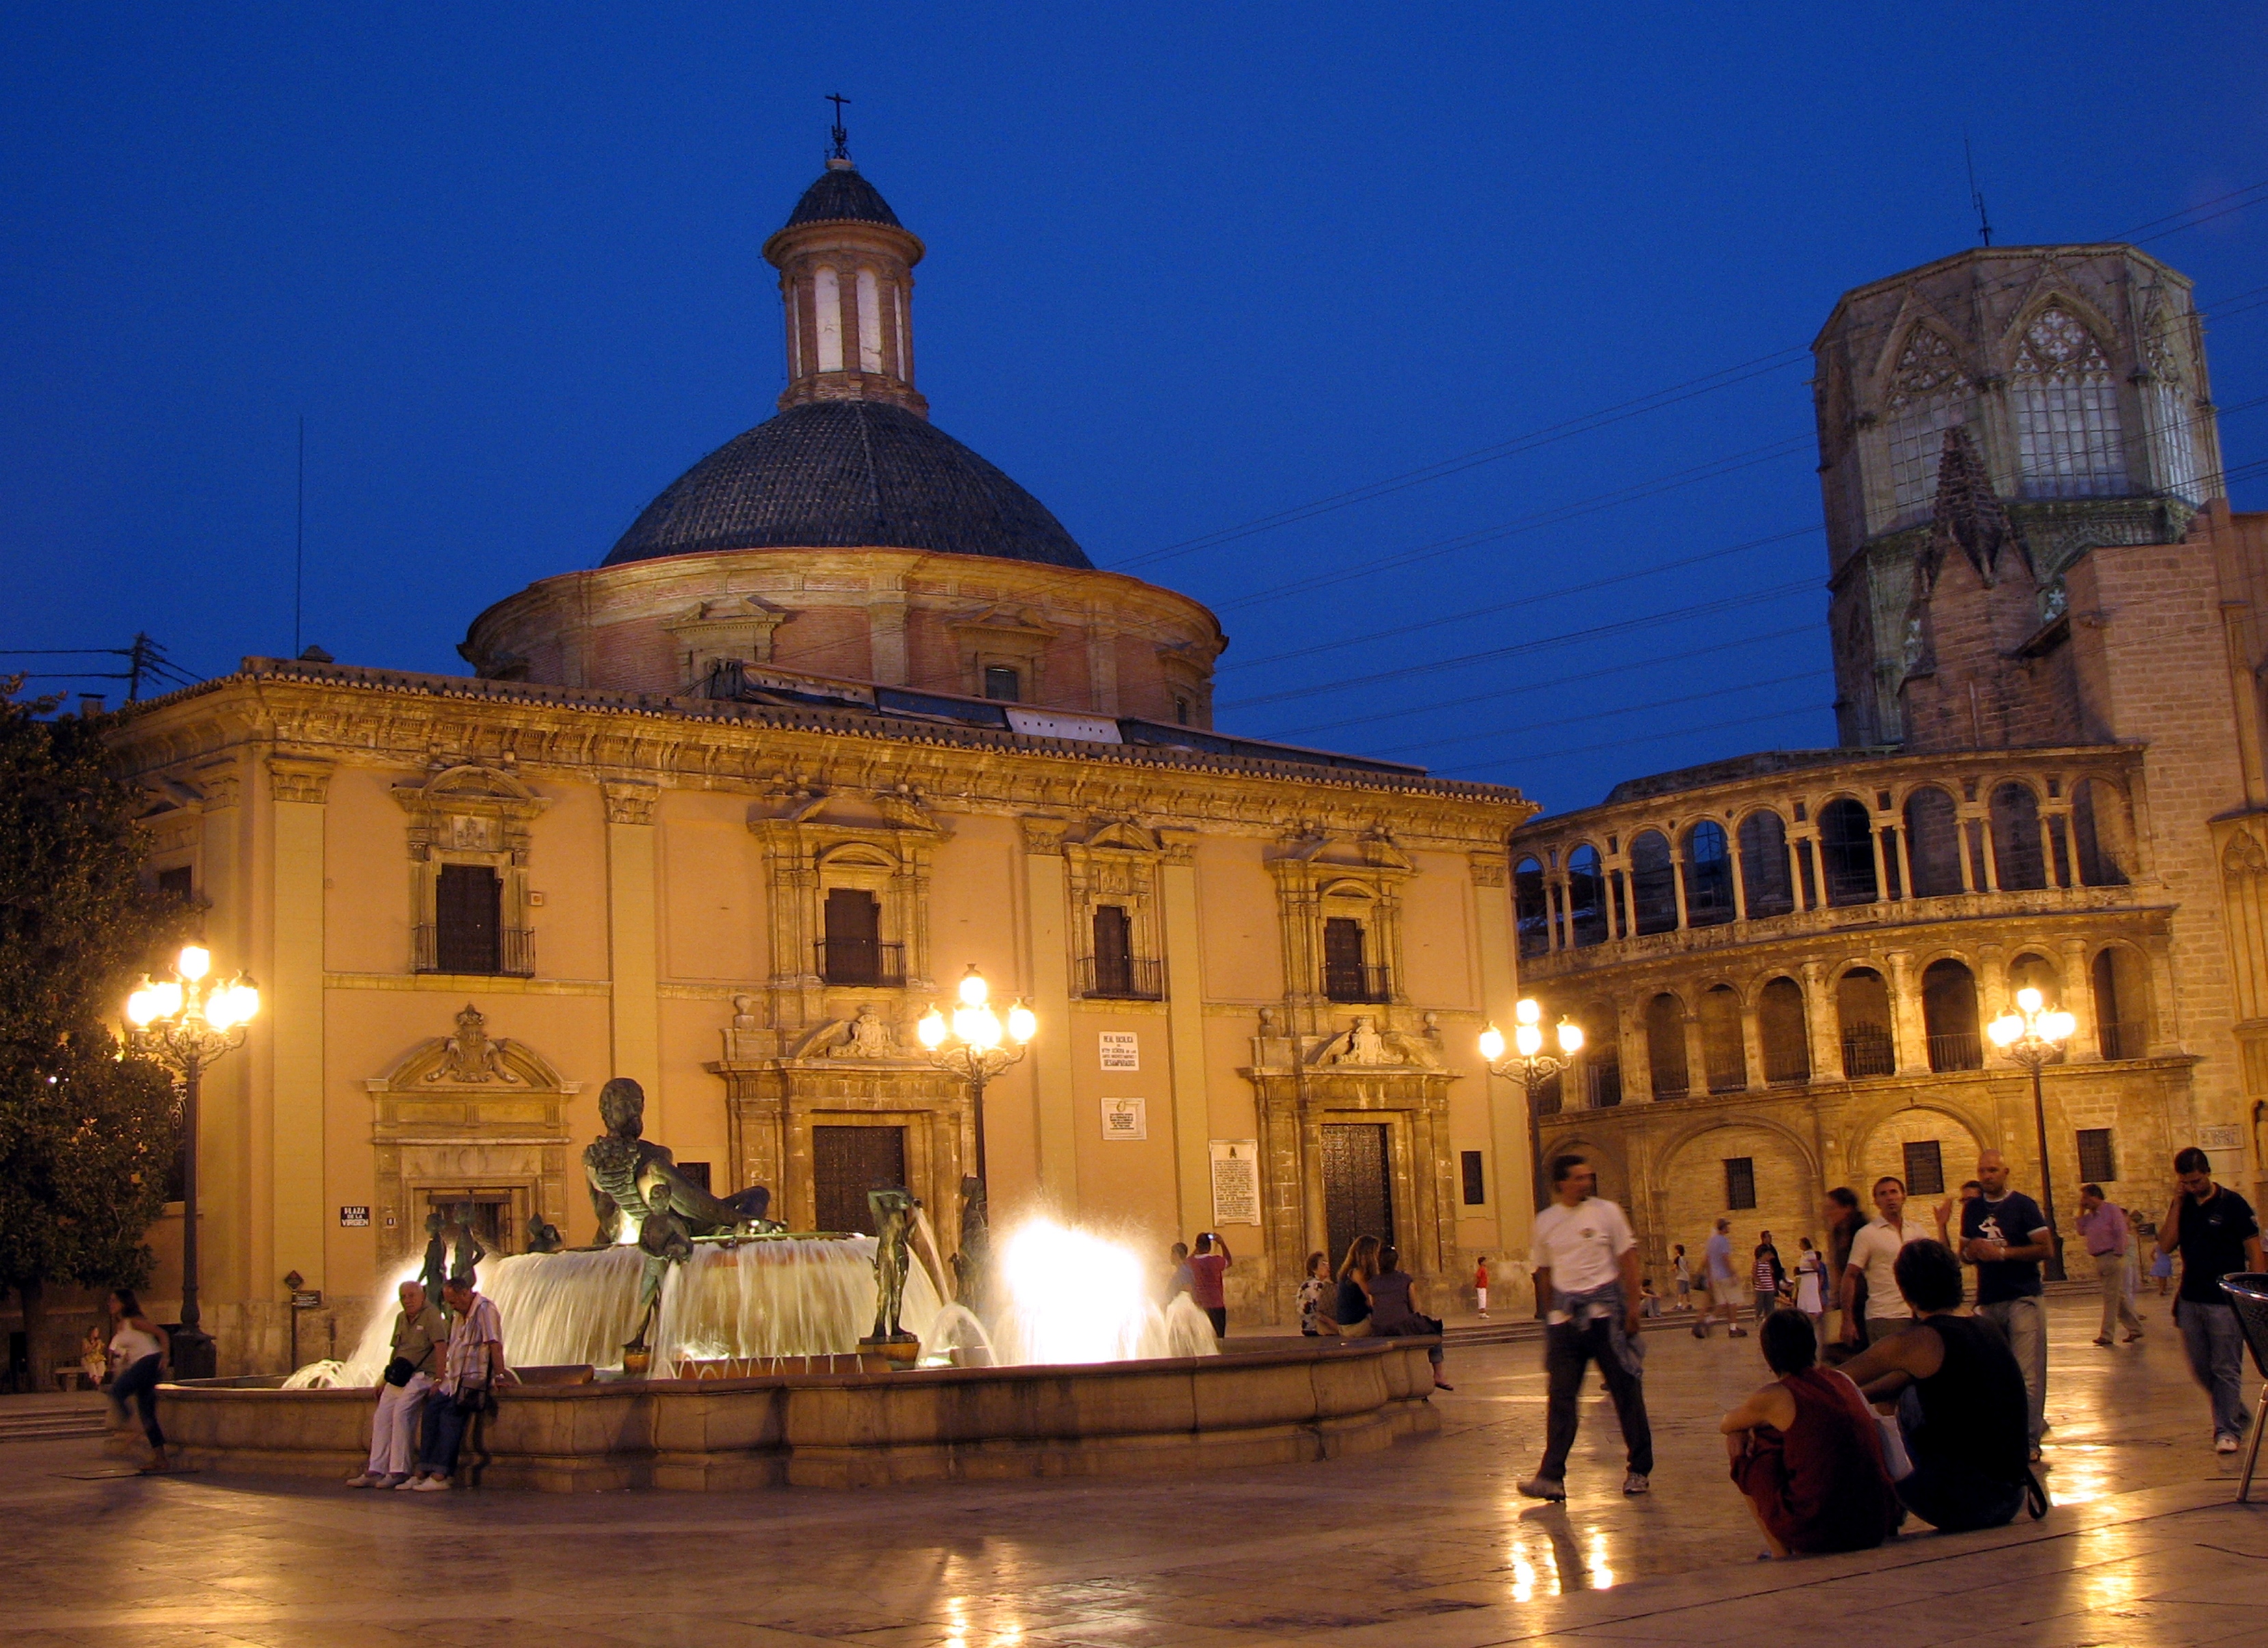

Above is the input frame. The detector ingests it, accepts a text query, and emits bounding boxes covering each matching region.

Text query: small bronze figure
[864,1187,921,1345]
[524,1214,565,1254]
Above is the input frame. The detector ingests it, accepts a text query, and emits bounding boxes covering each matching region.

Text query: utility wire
[1446,702,1837,776]
[1371,668,1835,758]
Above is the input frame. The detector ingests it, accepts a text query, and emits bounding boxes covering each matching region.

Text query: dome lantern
[763,146,928,418]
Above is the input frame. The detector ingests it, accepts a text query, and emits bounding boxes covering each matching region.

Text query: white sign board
[338,1205,371,1228]
[1101,1098,1147,1141]
[1099,1031,1139,1071]
[2197,1124,2243,1152]
[1004,706,1123,745]
[1209,1139,1262,1226]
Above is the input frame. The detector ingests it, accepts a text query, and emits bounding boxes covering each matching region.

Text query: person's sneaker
[2216,1433,2241,1454]
[409,1474,452,1491]
[1728,1327,1748,1338]
[1516,1475,1566,1502]
[2092,1336,2113,1347]
[344,1472,380,1489]
[393,1474,426,1491]
[1623,1471,1650,1496]
[376,1473,409,1489]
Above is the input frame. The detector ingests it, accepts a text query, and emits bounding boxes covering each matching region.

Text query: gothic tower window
[2145,314,2200,502]
[1884,327,1977,524]
[2011,306,2126,499]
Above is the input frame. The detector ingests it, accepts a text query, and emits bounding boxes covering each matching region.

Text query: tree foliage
[0,682,191,1304]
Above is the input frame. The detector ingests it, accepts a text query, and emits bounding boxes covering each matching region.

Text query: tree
[0,682,190,1384]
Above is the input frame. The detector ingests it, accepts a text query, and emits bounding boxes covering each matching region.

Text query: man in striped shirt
[401,1275,509,1491]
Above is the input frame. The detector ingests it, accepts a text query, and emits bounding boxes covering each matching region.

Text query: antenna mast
[1964,136,1994,248]
[294,414,306,657]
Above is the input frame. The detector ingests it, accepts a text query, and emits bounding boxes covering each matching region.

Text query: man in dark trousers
[1951,1149,2053,1461]
[2156,1147,2265,1454]
[1520,1154,1653,1502]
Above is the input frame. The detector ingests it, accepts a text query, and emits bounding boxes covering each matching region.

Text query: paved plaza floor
[2,1292,2263,1647]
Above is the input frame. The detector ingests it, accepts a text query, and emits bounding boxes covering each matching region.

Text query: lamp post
[1480,998,1585,1214]
[1986,985,2076,1283]
[122,945,260,1379]
[916,965,1037,1189]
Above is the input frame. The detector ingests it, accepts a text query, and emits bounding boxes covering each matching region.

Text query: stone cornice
[110,660,1537,847]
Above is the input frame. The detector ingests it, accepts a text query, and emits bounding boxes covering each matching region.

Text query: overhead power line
[1368,668,1836,759]
[1445,702,1837,777]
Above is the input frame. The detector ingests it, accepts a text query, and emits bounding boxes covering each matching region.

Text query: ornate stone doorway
[1322,1122,1393,1264]
[812,1124,909,1234]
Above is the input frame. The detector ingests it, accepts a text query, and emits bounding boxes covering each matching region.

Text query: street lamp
[1986,985,2077,1283]
[915,964,1037,1186]
[1480,998,1585,1214]
[122,944,259,1379]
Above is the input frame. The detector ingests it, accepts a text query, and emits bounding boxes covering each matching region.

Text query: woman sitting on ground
[1721,1307,1901,1556]
[1367,1245,1453,1390]
[1333,1235,1380,1337]
[1836,1238,2042,1533]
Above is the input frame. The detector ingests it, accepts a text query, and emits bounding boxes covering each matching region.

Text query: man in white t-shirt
[1841,1175,1929,1346]
[1520,1153,1653,1502]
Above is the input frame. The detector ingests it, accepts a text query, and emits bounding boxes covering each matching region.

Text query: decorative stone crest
[426,1004,520,1085]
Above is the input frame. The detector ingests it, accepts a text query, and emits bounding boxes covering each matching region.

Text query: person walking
[1721,1307,1902,1557]
[1841,1177,1928,1349]
[1187,1232,1231,1339]
[1474,1255,1491,1318]
[1520,1154,1653,1500]
[346,1279,449,1489]
[2077,1184,2146,1347]
[1695,1217,1746,1338]
[1948,1149,2053,1461]
[400,1273,509,1491]
[1824,1186,1865,1340]
[2156,1147,2265,1454]
[1839,1239,2042,1533]
[1792,1236,1828,1341]
[1672,1245,1693,1312]
[105,1289,170,1474]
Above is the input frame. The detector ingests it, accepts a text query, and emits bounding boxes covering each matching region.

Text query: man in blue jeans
[2156,1147,2264,1454]
[401,1273,509,1491]
[1521,1154,1653,1501]
[1948,1149,2052,1462]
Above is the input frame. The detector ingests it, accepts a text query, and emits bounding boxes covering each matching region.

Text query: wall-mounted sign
[291,1290,323,1310]
[1209,1139,1262,1226]
[2197,1124,2243,1152]
[1099,1031,1139,1071]
[1102,1098,1147,1141]
[339,1206,371,1228]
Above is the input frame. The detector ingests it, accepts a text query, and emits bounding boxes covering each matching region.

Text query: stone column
[1740,995,1767,1092]
[1619,994,1651,1102]
[1682,1007,1708,1099]
[603,782,663,1130]
[1886,949,1925,1075]
[2058,937,2097,1058]
[1019,819,1080,1206]
[1730,834,1750,922]
[1160,835,1213,1245]
[267,756,332,1296]
[1671,851,1692,929]
[1800,961,1839,1081]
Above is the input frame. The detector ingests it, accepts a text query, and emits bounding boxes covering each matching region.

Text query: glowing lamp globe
[957,966,990,1008]
[1515,1022,1544,1059]
[125,982,160,1028]
[916,1006,948,1049]
[1556,1017,1585,1056]
[1478,1025,1506,1063]
[2015,986,2044,1015]
[177,945,211,982]
[1006,1000,1037,1044]
[1987,1013,2024,1048]
[2040,1009,2077,1043]
[1515,998,1542,1026]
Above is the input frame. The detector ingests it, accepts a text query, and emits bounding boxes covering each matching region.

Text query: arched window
[1644,992,1688,1100]
[814,265,844,373]
[1990,783,2046,891]
[2072,779,2129,887]
[2146,313,2200,503]
[1683,821,1735,927]
[1629,831,1678,934]
[1759,977,1810,1085]
[1699,985,1746,1093]
[1579,999,1621,1106]
[2092,946,2152,1059]
[1885,327,1977,523]
[2012,306,2126,499]
[1818,799,1878,906]
[1737,810,1794,917]
[1566,845,1607,948]
[1837,968,1894,1078]
[1903,786,1964,897]
[1514,857,1549,958]
[855,267,885,373]
[2007,951,2059,1009]
[1922,959,1982,1071]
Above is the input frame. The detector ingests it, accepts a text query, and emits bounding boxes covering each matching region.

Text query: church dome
[602,399,1094,569]
[782,163,903,230]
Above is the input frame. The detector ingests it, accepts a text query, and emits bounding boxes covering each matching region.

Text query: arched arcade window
[1684,822,1735,927]
[1644,992,1688,1100]
[1990,783,2047,891]
[1904,786,1964,898]
[1515,857,1549,958]
[1566,845,1607,948]
[1698,985,1746,1093]
[1922,959,1982,1072]
[1737,810,1794,917]
[1819,799,1878,907]
[1837,967,1894,1078]
[1629,831,1678,935]
[1759,976,1810,1085]
[2092,946,2152,1060]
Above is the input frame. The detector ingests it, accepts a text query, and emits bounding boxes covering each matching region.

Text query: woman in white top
[1793,1238,1828,1342]
[106,1288,170,1472]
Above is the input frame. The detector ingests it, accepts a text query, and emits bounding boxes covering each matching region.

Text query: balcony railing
[1078,955,1164,1001]
[1841,1024,1895,1078]
[1322,962,1392,1004]
[2098,1021,2148,1060]
[1704,1052,1747,1094]
[414,924,535,978]
[1586,1061,1623,1108]
[1927,1030,1983,1073]
[814,939,906,988]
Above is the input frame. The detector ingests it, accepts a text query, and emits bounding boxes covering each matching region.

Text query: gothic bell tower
[762,114,929,418]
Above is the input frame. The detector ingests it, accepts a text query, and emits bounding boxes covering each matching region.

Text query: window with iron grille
[1902,1139,1945,1197]
[982,665,1021,702]
[435,863,503,974]
[1460,1151,1486,1206]
[2077,1128,2118,1184]
[157,865,194,903]
[1724,1157,1757,1210]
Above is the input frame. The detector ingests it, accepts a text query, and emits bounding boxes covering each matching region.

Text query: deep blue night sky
[5,5,2263,812]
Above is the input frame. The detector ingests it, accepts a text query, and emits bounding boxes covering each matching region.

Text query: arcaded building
[102,153,1540,1373]
[1510,244,2265,1275]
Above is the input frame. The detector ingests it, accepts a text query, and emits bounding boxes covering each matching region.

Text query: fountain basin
[161,1338,1440,1490]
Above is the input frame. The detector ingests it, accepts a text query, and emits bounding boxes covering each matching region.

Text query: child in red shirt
[1474,1256,1491,1318]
